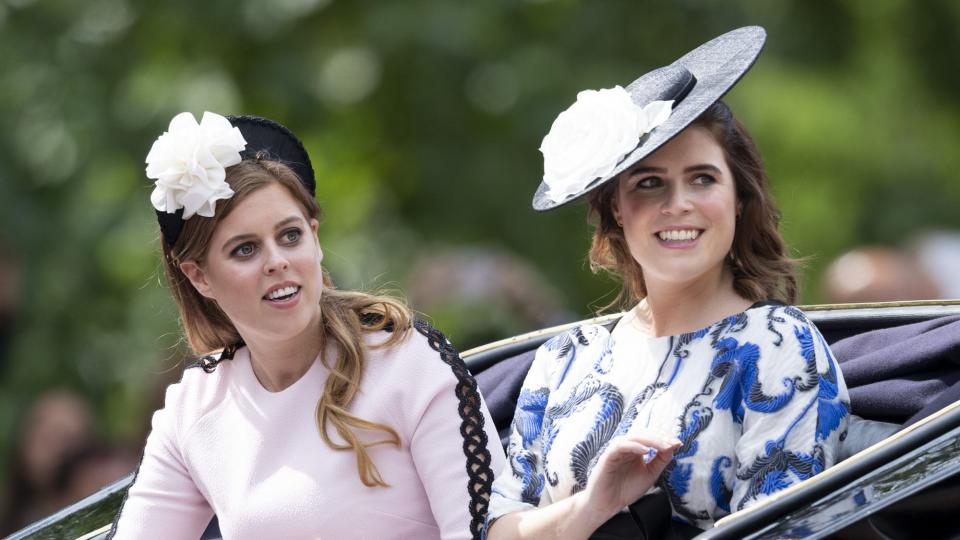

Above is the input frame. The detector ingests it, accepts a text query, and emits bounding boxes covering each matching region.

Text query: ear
[309,218,324,264]
[611,190,623,226]
[179,260,215,299]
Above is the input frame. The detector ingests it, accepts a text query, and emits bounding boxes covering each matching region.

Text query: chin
[648,262,723,286]
[248,309,321,342]
[263,320,318,342]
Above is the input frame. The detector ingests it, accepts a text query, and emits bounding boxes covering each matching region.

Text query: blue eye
[692,174,717,185]
[636,176,662,189]
[281,228,302,244]
[232,243,256,258]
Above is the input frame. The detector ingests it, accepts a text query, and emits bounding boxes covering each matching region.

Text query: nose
[263,245,289,275]
[661,183,693,215]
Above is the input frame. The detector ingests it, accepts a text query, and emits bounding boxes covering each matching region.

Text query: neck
[242,318,324,393]
[634,265,752,337]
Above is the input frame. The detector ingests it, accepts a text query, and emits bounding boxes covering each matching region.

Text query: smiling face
[612,125,739,293]
[179,182,324,346]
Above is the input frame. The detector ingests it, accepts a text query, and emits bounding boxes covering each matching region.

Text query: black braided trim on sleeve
[413,319,494,540]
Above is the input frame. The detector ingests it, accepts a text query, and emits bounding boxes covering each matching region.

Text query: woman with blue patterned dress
[487,27,849,539]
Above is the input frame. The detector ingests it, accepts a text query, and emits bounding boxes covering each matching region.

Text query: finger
[654,447,677,464]
[601,441,654,468]
[611,441,660,465]
[607,440,652,458]
[622,434,682,452]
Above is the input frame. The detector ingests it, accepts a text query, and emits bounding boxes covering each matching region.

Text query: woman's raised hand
[581,433,682,521]
[486,432,682,540]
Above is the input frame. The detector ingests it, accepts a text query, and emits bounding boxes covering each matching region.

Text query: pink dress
[110,322,505,539]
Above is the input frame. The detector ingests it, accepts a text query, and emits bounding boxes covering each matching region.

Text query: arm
[486,490,604,540]
[731,315,850,511]
[487,436,678,540]
[406,324,507,540]
[109,373,213,540]
[485,329,680,540]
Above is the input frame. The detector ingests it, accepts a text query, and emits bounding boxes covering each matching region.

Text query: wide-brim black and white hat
[150,113,316,246]
[532,26,766,211]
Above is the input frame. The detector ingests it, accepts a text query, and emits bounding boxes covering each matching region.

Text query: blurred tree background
[0,0,958,518]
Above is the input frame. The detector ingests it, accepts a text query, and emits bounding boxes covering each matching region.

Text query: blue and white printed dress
[487,303,849,530]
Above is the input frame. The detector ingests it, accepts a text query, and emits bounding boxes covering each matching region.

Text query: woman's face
[613,125,739,293]
[181,183,324,345]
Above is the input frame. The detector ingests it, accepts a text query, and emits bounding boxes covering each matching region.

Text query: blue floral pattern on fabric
[487,305,850,530]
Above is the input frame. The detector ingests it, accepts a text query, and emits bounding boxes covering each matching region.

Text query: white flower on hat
[146,111,248,219]
[540,86,673,204]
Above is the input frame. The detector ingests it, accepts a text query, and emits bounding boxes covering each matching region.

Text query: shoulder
[540,323,612,353]
[360,319,453,363]
[361,319,472,387]
[536,323,612,364]
[739,304,840,376]
[739,303,820,341]
[159,351,236,436]
[741,301,809,323]
[526,323,613,385]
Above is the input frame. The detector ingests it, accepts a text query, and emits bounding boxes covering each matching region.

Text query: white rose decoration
[540,86,673,204]
[146,111,248,219]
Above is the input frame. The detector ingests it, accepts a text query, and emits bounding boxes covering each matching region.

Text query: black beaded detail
[187,341,244,374]
[413,320,494,540]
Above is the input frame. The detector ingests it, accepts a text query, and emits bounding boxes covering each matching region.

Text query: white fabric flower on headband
[146,111,247,219]
[540,86,673,204]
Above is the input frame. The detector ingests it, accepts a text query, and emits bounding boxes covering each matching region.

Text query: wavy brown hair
[588,100,798,309]
[162,158,412,487]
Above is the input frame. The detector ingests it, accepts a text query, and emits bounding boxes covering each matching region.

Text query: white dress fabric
[488,303,850,530]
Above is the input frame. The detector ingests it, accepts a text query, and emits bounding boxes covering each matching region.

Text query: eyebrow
[221,216,306,254]
[628,164,723,175]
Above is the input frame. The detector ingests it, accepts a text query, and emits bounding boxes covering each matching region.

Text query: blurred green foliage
[0,0,958,497]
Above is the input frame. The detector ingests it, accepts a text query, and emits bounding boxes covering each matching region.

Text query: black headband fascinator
[228,115,316,195]
[148,112,316,247]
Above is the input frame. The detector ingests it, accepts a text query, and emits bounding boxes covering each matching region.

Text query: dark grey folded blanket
[832,315,960,426]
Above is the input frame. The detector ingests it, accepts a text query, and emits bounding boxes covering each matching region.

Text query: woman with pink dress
[110,112,504,539]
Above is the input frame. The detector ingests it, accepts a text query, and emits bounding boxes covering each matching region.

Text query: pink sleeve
[109,373,213,540]
[407,325,507,540]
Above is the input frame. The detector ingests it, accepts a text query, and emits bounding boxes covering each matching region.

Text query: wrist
[568,490,614,534]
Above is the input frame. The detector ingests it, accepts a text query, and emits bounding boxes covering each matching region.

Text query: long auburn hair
[162,158,412,487]
[588,100,798,309]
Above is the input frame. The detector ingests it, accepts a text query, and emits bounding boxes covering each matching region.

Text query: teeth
[658,229,700,242]
[267,286,299,300]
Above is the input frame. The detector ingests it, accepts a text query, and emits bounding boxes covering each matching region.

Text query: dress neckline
[234,346,326,397]
[614,300,784,342]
